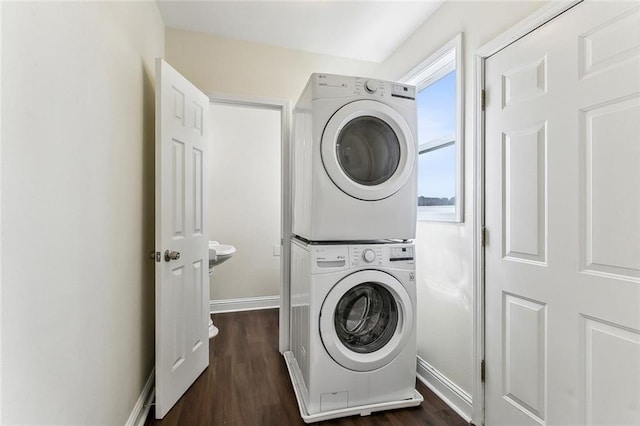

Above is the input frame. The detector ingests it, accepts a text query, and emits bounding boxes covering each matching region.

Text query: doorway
[206,96,289,322]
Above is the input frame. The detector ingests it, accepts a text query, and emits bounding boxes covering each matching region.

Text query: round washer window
[334,282,398,354]
[336,116,401,186]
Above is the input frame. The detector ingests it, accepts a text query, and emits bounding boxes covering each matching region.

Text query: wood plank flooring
[146,309,468,426]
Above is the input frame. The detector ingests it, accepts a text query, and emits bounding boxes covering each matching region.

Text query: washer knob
[362,249,376,263]
[364,80,378,93]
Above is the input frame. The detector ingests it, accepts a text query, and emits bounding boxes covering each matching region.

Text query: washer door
[320,270,414,372]
[321,100,415,201]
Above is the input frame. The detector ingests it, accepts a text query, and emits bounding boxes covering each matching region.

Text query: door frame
[204,91,291,353]
[471,2,582,424]
[0,3,4,420]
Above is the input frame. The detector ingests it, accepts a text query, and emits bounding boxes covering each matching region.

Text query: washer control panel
[389,246,414,262]
[307,240,415,272]
[349,243,414,268]
[351,245,384,267]
[362,248,376,263]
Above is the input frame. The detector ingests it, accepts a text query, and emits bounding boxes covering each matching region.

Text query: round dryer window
[320,270,414,372]
[322,100,416,201]
[336,117,400,186]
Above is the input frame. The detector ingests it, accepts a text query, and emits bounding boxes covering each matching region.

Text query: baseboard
[126,367,155,426]
[416,356,472,422]
[210,295,280,314]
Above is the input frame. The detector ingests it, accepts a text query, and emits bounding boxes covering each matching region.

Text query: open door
[154,58,210,419]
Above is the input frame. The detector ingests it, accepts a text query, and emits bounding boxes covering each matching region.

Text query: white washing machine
[286,238,422,422]
[292,73,417,241]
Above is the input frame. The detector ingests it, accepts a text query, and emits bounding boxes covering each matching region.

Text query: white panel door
[485,2,640,424]
[155,58,210,419]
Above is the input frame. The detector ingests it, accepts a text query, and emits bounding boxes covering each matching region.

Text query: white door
[155,58,210,419]
[485,2,640,425]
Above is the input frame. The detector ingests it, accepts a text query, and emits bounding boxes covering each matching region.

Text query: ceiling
[156,1,444,63]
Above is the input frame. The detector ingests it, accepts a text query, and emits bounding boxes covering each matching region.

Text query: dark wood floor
[146,309,468,426]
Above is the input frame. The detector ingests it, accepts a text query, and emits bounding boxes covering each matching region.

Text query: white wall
[207,104,281,300]
[166,28,378,107]
[375,0,547,404]
[1,2,164,423]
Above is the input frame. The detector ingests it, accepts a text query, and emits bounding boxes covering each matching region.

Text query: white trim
[416,356,472,422]
[206,91,286,112]
[472,51,486,426]
[0,2,4,420]
[280,99,292,354]
[419,134,455,153]
[125,368,155,426]
[471,2,582,425]
[204,91,291,354]
[402,36,457,90]
[279,102,293,353]
[280,100,292,355]
[455,34,465,225]
[209,295,280,314]
[475,1,582,58]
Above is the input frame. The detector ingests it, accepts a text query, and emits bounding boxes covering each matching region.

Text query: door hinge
[481,359,486,383]
[481,89,486,111]
[481,226,488,247]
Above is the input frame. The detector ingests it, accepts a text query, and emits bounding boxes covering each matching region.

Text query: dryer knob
[364,80,378,93]
[362,249,376,263]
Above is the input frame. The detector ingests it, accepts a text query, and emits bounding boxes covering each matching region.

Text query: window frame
[402,33,464,223]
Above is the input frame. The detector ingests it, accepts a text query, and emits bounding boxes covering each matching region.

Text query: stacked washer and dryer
[285,73,423,423]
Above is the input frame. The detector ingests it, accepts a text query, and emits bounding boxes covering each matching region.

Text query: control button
[365,80,377,93]
[362,249,376,263]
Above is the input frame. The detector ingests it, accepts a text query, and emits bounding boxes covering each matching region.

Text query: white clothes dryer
[286,238,422,421]
[292,73,418,241]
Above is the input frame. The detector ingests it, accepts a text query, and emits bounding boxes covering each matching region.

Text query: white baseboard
[416,356,472,422]
[126,367,155,426]
[210,295,280,314]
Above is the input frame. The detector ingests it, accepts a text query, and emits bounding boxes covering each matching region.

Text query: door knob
[164,250,181,262]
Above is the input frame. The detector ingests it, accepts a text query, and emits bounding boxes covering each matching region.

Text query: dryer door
[320,269,414,372]
[321,100,416,201]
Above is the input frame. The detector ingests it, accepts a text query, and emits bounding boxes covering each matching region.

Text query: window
[403,34,463,222]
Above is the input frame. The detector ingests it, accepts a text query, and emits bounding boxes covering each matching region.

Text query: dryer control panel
[311,73,416,101]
